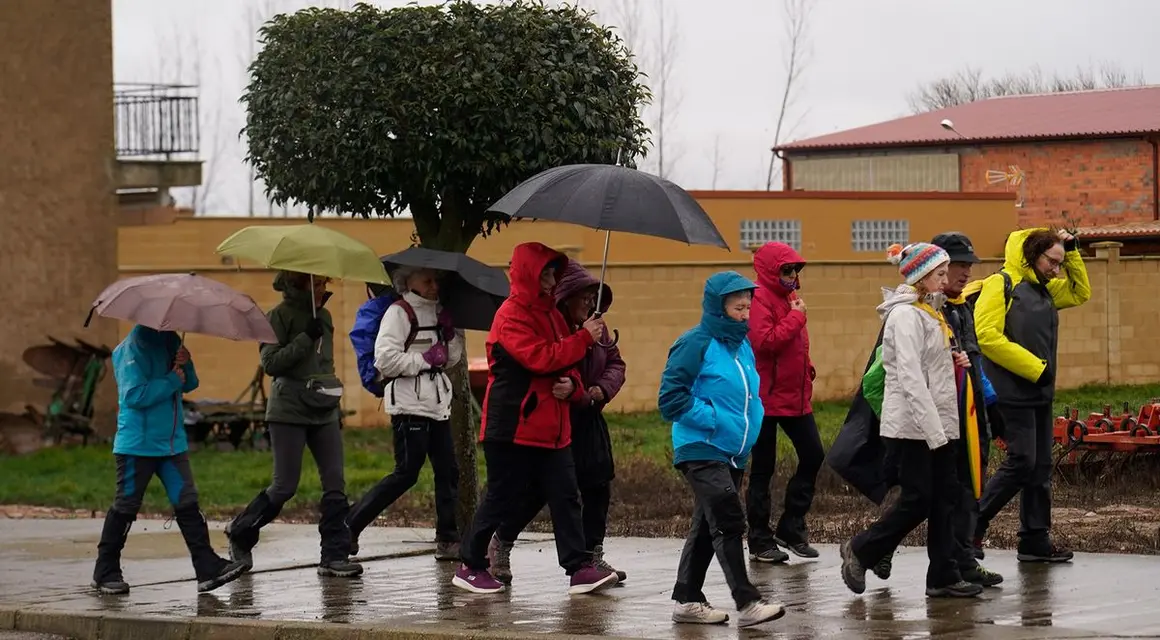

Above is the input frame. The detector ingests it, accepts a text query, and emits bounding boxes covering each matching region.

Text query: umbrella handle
[83,307,95,328]
[596,328,620,349]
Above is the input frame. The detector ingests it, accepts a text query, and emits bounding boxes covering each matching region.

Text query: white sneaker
[672,601,729,625]
[737,600,786,628]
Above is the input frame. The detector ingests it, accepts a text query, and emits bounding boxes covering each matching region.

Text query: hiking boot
[92,508,134,596]
[773,535,819,559]
[972,537,985,560]
[839,540,866,594]
[196,557,248,593]
[317,558,364,578]
[872,552,893,580]
[962,565,1004,587]
[174,504,247,593]
[593,544,627,582]
[672,601,729,625]
[1017,542,1073,564]
[91,577,130,595]
[737,599,786,628]
[435,540,460,561]
[452,564,505,594]
[926,580,983,598]
[487,534,514,584]
[225,491,282,571]
[567,563,618,595]
[749,547,789,564]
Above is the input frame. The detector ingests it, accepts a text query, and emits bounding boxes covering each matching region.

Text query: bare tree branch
[765,0,813,190]
[908,61,1148,113]
[651,0,681,179]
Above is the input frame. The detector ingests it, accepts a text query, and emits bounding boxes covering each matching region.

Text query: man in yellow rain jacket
[972,228,1090,563]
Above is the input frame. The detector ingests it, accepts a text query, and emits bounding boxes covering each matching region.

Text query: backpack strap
[999,270,1013,308]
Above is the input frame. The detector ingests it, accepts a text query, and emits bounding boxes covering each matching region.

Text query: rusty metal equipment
[1053,400,1160,483]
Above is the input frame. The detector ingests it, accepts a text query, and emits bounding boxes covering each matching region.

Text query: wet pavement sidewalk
[2,519,1159,639]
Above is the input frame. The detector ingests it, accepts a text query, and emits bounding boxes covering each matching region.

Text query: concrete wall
[0,1,118,418]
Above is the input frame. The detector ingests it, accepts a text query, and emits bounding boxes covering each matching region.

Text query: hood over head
[1002,227,1050,283]
[508,242,566,308]
[554,259,612,313]
[127,324,180,356]
[272,270,330,308]
[699,271,756,350]
[753,242,806,295]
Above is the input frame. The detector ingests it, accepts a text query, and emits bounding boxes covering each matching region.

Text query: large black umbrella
[487,163,730,346]
[380,247,510,332]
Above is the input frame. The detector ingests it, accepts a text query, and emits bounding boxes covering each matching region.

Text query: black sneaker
[318,558,364,578]
[839,540,866,594]
[773,535,819,559]
[91,577,130,595]
[1017,542,1073,563]
[749,547,789,564]
[872,553,893,580]
[926,580,983,598]
[961,565,1003,587]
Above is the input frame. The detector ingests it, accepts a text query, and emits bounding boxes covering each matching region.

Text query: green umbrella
[215,223,390,285]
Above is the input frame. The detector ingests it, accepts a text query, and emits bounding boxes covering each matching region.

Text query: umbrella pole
[310,275,322,353]
[595,230,611,313]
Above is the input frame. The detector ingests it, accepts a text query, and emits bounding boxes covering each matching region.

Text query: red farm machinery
[1053,399,1160,483]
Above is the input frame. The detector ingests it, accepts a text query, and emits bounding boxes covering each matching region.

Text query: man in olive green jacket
[225,271,362,578]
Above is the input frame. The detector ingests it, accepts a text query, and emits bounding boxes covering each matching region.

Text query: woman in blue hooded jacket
[657,271,785,630]
[91,326,245,595]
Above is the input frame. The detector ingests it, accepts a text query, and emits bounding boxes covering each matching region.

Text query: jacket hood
[273,271,331,308]
[754,242,806,295]
[1002,228,1045,282]
[554,259,612,313]
[127,324,180,353]
[876,284,947,320]
[700,271,756,349]
[958,278,986,302]
[509,242,566,308]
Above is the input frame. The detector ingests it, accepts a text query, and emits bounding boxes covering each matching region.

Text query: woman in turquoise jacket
[92,325,245,595]
[657,271,784,630]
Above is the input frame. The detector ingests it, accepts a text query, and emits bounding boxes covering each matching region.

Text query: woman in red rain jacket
[745,242,825,563]
[452,242,618,597]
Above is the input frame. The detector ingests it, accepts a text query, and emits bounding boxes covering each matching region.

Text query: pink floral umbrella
[85,273,276,343]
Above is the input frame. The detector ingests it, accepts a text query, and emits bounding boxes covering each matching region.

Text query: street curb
[1,607,637,640]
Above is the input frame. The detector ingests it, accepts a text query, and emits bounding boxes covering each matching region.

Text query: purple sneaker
[451,564,505,594]
[568,563,618,595]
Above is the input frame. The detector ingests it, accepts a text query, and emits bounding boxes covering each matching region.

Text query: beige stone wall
[0,1,117,420]
[146,243,1158,428]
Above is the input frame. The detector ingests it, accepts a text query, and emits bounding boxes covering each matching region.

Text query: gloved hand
[437,308,456,342]
[1036,365,1054,387]
[305,318,325,340]
[422,343,448,368]
[987,405,1006,440]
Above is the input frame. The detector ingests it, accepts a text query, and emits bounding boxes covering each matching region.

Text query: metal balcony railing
[114,83,199,158]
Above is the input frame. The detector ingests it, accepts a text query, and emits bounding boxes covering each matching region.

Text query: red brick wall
[958,139,1156,227]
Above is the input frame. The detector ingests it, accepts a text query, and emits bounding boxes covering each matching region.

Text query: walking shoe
[452,564,505,594]
[961,565,1004,587]
[197,558,248,593]
[926,580,983,598]
[737,599,786,628]
[773,535,820,559]
[435,541,460,561]
[839,540,866,594]
[1017,542,1073,563]
[487,534,514,584]
[567,563,618,595]
[872,553,893,580]
[749,547,790,564]
[91,578,130,595]
[592,544,627,582]
[317,558,364,578]
[672,601,729,625]
[224,523,254,571]
[972,537,985,560]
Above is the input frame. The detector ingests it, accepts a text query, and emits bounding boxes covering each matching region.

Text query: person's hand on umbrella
[175,346,191,367]
[552,377,574,400]
[304,318,325,340]
[582,316,605,341]
[588,386,605,404]
[437,308,456,342]
[422,343,448,368]
[173,367,186,385]
[952,351,971,369]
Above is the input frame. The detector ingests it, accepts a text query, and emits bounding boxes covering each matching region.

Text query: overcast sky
[113,0,1160,215]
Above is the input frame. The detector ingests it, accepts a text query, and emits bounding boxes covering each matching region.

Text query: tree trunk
[447,332,479,537]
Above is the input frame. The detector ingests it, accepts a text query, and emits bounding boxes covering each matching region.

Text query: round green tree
[243,0,650,251]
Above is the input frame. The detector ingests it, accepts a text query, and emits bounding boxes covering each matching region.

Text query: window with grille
[740,219,801,251]
[851,220,909,253]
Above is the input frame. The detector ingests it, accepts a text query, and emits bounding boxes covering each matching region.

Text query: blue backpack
[350,292,420,398]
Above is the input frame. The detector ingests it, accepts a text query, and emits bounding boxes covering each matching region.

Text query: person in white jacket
[346,266,465,560]
[839,242,983,600]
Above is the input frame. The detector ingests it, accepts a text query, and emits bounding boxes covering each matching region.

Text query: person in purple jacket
[485,259,628,585]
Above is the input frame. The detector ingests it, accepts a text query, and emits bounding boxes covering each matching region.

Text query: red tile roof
[777,86,1160,152]
[1077,221,1160,239]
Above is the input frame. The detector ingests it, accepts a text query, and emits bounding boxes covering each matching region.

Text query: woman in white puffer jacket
[839,242,983,600]
[346,266,464,559]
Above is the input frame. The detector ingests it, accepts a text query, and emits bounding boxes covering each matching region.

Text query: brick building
[774,87,1160,241]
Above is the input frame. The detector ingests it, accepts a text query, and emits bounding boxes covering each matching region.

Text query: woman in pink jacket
[745,242,825,563]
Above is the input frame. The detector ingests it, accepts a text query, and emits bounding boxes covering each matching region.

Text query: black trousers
[977,404,1053,545]
[496,481,611,550]
[460,441,589,575]
[346,415,459,542]
[746,413,825,550]
[671,461,762,610]
[852,438,961,589]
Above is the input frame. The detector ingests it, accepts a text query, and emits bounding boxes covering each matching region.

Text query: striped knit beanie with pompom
[886,242,950,286]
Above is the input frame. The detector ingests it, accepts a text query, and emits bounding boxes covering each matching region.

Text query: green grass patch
[3,383,1159,515]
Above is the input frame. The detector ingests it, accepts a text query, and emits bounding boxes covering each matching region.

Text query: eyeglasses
[1040,255,1063,270]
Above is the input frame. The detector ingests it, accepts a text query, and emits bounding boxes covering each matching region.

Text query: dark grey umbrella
[381,247,510,332]
[487,163,730,347]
